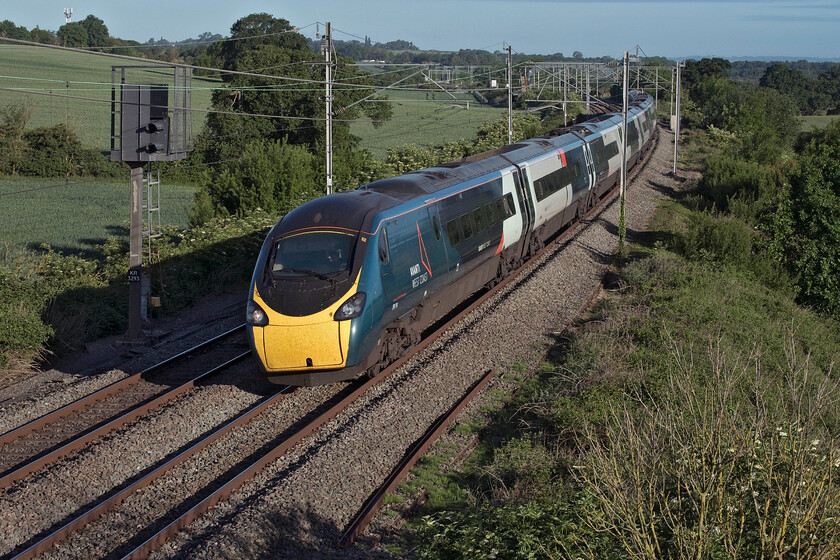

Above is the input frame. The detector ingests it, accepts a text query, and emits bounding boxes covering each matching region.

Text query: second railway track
[0,325,251,490]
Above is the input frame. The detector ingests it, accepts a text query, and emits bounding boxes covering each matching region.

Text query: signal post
[110,66,192,344]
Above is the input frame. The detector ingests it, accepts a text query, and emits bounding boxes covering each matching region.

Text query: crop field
[800,114,840,131]
[351,89,509,158]
[0,45,219,151]
[0,176,196,257]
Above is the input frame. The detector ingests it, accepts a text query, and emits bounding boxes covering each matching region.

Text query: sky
[3,0,840,60]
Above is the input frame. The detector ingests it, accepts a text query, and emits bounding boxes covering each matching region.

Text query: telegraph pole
[507,45,513,145]
[619,51,629,254]
[673,61,682,176]
[324,22,333,195]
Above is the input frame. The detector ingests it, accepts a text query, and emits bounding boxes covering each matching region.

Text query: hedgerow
[0,209,278,367]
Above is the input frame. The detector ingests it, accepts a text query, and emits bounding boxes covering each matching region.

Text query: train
[246,91,657,386]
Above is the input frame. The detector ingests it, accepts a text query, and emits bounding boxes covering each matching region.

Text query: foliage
[766,120,840,317]
[759,63,813,114]
[0,19,31,41]
[698,153,785,219]
[0,101,120,177]
[0,267,53,362]
[682,57,732,90]
[687,76,799,162]
[56,22,88,48]
[200,138,319,217]
[577,341,840,560]
[414,499,617,560]
[0,209,277,364]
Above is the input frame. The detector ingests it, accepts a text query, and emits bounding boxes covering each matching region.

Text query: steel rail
[0,325,248,489]
[10,385,293,560]
[0,351,251,489]
[337,369,497,548]
[0,324,246,448]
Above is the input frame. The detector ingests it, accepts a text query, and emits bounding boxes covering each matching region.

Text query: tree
[772,121,840,317]
[682,57,731,89]
[687,74,798,162]
[57,21,88,47]
[30,27,55,45]
[194,13,392,218]
[0,19,31,41]
[79,14,108,47]
[573,51,583,60]
[759,63,811,114]
[817,66,840,114]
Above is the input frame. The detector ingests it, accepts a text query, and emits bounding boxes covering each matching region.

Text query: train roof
[360,144,522,202]
[278,189,398,236]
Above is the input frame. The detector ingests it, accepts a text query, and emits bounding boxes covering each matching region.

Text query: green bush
[679,211,754,265]
[0,102,123,178]
[768,120,840,318]
[0,268,53,355]
[699,154,784,219]
[414,499,617,560]
[0,210,278,364]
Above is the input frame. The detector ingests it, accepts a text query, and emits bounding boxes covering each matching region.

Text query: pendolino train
[246,91,656,386]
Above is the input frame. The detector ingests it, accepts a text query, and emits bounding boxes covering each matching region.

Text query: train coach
[246,91,656,386]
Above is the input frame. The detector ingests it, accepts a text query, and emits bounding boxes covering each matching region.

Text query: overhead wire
[0,29,536,205]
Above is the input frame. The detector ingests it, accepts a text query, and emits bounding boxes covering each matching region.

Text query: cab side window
[378,229,390,264]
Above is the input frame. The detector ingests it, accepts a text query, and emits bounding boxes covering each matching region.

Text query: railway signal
[110,66,192,344]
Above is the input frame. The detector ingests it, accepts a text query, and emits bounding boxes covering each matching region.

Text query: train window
[495,198,506,221]
[503,194,516,218]
[447,220,460,246]
[461,213,474,239]
[483,202,497,226]
[432,214,441,240]
[378,229,389,264]
[533,163,582,202]
[473,207,485,232]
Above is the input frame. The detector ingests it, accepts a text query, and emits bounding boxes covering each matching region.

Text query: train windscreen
[271,231,356,279]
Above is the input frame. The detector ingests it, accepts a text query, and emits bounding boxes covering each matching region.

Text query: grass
[800,114,840,132]
[351,89,509,158]
[0,45,219,151]
[0,176,196,258]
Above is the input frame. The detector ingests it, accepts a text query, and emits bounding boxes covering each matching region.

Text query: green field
[800,114,840,132]
[0,176,196,257]
[351,89,508,158]
[0,45,219,151]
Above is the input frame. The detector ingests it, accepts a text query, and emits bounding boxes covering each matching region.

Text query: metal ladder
[142,164,162,267]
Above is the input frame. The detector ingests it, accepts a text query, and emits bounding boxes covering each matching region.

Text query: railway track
[0,128,664,559]
[0,325,250,490]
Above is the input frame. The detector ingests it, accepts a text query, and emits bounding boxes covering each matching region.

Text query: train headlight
[334,292,366,321]
[246,300,269,327]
